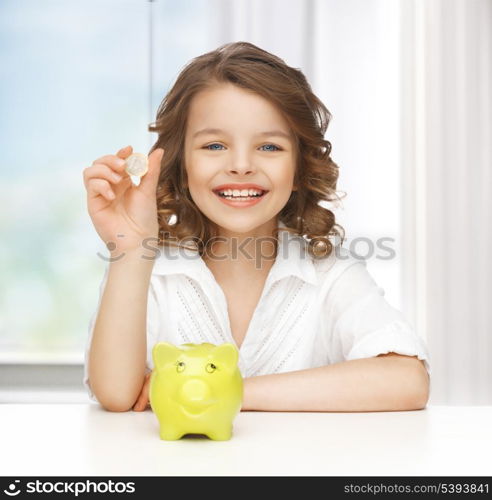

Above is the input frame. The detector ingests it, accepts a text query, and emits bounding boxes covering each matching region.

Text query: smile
[212,189,269,207]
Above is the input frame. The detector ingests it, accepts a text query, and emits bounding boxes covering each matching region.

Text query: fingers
[83,146,135,200]
[149,148,164,171]
[132,373,151,412]
[83,163,124,190]
[138,148,164,196]
[116,145,133,159]
[84,145,159,203]
[86,178,116,201]
[132,396,149,412]
[91,154,129,177]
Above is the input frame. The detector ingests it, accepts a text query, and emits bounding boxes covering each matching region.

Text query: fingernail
[112,173,122,182]
[116,159,126,167]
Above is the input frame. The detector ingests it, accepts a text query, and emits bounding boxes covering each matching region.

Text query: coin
[125,153,148,177]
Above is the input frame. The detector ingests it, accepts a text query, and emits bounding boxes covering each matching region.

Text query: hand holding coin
[84,145,165,252]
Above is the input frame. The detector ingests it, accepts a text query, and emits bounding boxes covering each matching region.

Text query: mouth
[212,189,269,207]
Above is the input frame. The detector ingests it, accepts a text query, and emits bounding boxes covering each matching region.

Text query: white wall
[213,0,404,313]
[312,0,403,313]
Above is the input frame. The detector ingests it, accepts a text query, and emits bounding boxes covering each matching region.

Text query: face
[183,82,297,237]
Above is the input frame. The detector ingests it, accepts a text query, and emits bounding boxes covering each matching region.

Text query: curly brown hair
[148,41,345,259]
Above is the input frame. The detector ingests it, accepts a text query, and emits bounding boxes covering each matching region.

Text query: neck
[204,218,278,271]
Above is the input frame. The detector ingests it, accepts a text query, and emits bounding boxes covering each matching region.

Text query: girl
[83,41,430,413]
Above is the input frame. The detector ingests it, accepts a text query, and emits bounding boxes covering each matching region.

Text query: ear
[212,343,239,368]
[152,342,181,370]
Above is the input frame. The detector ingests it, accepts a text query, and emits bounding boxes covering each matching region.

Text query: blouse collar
[151,220,318,287]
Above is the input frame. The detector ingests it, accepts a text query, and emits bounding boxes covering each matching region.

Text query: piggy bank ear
[152,342,181,370]
[213,343,239,368]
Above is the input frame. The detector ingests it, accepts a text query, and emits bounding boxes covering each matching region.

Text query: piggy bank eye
[176,361,186,373]
[206,363,217,373]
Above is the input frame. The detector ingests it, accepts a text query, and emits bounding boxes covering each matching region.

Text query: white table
[0,404,491,476]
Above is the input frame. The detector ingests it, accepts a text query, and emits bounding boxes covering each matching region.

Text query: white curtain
[216,0,492,405]
[401,0,492,404]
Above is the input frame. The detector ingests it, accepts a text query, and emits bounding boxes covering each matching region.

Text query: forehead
[186,83,292,138]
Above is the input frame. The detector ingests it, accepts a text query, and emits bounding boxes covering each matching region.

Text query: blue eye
[261,144,280,152]
[205,143,224,151]
[204,143,281,152]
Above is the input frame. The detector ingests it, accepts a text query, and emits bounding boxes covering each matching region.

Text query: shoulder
[311,245,383,310]
[312,245,368,286]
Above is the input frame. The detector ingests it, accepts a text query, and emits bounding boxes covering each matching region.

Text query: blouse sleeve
[82,266,160,403]
[322,257,431,376]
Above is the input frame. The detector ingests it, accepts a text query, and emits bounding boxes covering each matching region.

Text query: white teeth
[216,188,264,198]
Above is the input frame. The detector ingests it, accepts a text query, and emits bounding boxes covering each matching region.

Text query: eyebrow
[192,128,292,141]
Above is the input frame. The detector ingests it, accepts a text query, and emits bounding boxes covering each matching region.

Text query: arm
[241,353,430,412]
[88,249,155,412]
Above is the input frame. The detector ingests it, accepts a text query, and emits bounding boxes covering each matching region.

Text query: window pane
[0,0,213,361]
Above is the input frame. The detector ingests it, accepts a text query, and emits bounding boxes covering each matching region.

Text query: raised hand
[83,145,164,255]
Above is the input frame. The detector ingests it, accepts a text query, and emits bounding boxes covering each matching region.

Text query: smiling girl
[83,42,430,413]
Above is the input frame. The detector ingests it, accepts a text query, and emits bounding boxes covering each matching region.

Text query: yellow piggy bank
[149,342,243,440]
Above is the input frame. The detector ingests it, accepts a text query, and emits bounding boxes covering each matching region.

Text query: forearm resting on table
[242,353,430,412]
[89,249,154,412]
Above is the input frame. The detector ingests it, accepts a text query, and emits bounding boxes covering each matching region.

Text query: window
[0,0,216,367]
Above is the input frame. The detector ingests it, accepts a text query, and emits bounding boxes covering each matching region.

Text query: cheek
[272,163,296,192]
[186,153,218,189]
[187,171,209,191]
[185,162,215,209]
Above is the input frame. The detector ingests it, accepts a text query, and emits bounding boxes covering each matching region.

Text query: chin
[215,221,262,235]
[207,215,271,236]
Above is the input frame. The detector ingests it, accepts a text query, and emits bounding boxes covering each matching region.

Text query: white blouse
[83,222,431,402]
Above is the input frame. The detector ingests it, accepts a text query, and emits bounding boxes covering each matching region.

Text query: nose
[180,379,211,403]
[229,166,254,176]
[228,151,255,176]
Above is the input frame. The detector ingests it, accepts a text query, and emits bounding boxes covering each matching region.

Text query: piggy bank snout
[179,379,212,403]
